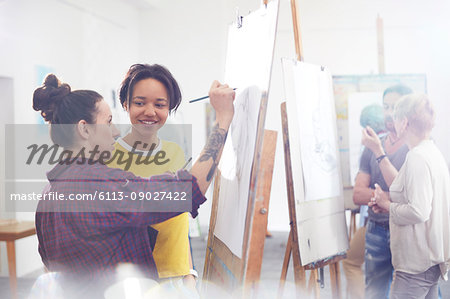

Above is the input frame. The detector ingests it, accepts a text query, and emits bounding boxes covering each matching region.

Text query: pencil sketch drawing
[214,86,261,258]
[291,62,341,201]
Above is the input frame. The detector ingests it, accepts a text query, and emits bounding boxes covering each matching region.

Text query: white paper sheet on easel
[224,0,278,90]
[282,59,348,265]
[213,87,261,258]
[285,61,341,201]
[213,1,279,259]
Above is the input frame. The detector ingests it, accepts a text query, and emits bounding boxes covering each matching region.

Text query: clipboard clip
[236,7,243,28]
[321,66,325,71]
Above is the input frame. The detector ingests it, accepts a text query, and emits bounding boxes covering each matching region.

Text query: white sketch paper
[224,0,278,90]
[213,87,261,258]
[282,59,348,265]
[289,61,341,201]
[212,1,279,259]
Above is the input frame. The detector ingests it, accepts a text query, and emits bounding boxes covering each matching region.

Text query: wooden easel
[203,91,278,296]
[276,1,345,298]
[278,102,345,299]
[203,1,280,296]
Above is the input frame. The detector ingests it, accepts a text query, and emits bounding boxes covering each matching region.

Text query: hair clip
[236,8,243,28]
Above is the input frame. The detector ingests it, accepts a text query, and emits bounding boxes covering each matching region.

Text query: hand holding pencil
[189,87,237,103]
[208,80,235,129]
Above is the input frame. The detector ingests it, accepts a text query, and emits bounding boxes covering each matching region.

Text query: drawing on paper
[290,63,341,201]
[282,59,348,265]
[213,86,261,258]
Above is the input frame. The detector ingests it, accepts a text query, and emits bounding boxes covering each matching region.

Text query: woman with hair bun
[33,74,235,297]
[33,74,115,150]
[370,94,450,298]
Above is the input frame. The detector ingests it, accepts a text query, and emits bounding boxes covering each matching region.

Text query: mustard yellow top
[108,138,191,278]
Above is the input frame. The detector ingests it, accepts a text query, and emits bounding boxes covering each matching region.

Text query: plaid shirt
[35,160,206,290]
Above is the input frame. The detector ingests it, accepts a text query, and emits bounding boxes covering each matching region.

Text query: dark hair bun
[33,74,71,122]
[43,74,59,88]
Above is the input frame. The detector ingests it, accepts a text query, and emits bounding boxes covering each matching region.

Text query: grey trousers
[390,264,441,299]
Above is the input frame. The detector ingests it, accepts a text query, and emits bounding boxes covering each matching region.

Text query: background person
[370,94,450,299]
[352,84,412,298]
[342,103,386,299]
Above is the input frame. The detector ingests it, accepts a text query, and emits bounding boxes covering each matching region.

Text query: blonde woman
[367,94,450,298]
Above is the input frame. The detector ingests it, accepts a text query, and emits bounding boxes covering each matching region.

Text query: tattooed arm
[190,80,235,195]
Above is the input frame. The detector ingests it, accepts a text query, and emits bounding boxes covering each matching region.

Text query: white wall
[296,0,450,163]
[0,0,141,124]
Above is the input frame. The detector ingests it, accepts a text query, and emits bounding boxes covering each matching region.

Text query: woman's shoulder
[161,140,182,149]
[160,140,184,155]
[409,140,436,159]
[405,141,438,171]
[160,140,186,169]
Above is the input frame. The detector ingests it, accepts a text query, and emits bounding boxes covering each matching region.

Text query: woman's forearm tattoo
[200,124,228,181]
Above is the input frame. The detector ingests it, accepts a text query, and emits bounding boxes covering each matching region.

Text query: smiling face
[125,78,170,139]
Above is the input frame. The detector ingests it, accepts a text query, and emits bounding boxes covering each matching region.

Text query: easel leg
[349,211,357,241]
[6,241,18,299]
[280,102,306,298]
[278,232,292,299]
[291,246,306,298]
[329,262,342,299]
[307,269,320,299]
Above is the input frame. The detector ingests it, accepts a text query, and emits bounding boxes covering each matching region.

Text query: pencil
[182,157,192,170]
[189,88,237,103]
[189,95,209,103]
